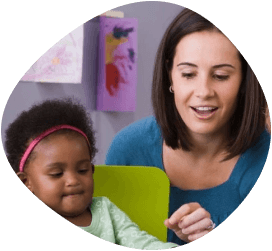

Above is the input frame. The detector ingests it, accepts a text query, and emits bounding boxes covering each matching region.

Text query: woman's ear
[166,61,174,86]
[17,172,33,191]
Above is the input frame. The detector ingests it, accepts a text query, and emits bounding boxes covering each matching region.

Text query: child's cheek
[34,176,62,206]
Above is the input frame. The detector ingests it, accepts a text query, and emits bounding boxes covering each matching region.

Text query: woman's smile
[191,106,219,119]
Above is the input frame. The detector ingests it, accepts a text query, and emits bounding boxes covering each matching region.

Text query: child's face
[24,133,93,224]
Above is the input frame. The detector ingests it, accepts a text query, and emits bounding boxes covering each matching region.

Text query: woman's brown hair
[152,8,267,160]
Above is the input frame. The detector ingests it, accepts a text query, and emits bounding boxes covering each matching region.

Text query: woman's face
[170,30,242,138]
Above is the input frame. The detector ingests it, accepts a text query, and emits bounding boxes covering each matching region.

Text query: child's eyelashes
[78,169,89,174]
[49,172,63,178]
[49,169,90,177]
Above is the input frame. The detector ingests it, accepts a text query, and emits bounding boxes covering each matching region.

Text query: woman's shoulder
[254,129,270,146]
[105,116,162,165]
[245,130,270,161]
[239,130,270,172]
[237,130,270,198]
[112,116,161,144]
[121,115,159,132]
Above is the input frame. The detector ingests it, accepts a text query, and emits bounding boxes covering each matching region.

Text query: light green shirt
[81,197,178,250]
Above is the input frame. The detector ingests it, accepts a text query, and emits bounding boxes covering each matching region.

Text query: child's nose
[66,173,80,186]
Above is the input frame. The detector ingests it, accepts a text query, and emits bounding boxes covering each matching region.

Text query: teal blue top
[105,116,270,245]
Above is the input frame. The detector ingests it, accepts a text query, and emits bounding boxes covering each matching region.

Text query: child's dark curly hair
[5,97,97,172]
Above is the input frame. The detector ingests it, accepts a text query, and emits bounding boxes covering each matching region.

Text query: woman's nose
[195,77,215,99]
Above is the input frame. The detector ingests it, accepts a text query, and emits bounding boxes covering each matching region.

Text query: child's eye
[50,172,63,178]
[78,169,89,174]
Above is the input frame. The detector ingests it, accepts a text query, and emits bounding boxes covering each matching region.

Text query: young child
[5,98,179,250]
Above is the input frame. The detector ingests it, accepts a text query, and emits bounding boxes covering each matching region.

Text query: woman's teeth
[192,107,218,114]
[195,107,215,111]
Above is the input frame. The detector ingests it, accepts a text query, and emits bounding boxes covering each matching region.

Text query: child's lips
[63,191,84,197]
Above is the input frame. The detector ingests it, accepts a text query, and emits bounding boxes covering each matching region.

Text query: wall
[1,1,184,164]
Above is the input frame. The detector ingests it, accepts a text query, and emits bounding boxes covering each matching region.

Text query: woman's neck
[187,129,230,159]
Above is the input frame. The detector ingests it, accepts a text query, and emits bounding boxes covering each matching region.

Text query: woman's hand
[164,202,214,242]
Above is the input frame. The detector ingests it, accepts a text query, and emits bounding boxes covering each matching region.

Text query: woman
[105,8,270,245]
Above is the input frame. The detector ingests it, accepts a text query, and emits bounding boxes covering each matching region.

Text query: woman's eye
[182,72,196,79]
[214,74,229,81]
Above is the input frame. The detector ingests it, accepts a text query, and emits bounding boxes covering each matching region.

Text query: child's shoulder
[91,197,122,216]
[91,196,114,208]
[92,196,110,204]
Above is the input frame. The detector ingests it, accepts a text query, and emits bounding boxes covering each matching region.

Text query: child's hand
[164,202,214,242]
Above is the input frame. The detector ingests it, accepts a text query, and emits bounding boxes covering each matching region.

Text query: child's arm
[106,198,178,249]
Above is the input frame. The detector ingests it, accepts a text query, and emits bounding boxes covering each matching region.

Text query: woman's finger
[168,202,201,225]
[188,230,210,242]
[178,207,210,229]
[181,217,212,235]
[164,219,179,232]
[164,219,191,243]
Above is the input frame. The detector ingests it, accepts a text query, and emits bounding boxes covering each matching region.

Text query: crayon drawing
[105,26,134,96]
[21,25,83,84]
[97,17,138,111]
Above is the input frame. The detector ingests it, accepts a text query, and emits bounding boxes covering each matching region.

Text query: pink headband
[19,125,90,172]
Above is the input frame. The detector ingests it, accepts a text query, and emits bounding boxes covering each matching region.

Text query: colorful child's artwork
[97,16,138,111]
[20,25,83,84]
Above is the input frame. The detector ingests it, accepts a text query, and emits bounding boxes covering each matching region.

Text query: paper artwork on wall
[20,25,83,84]
[97,16,138,111]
